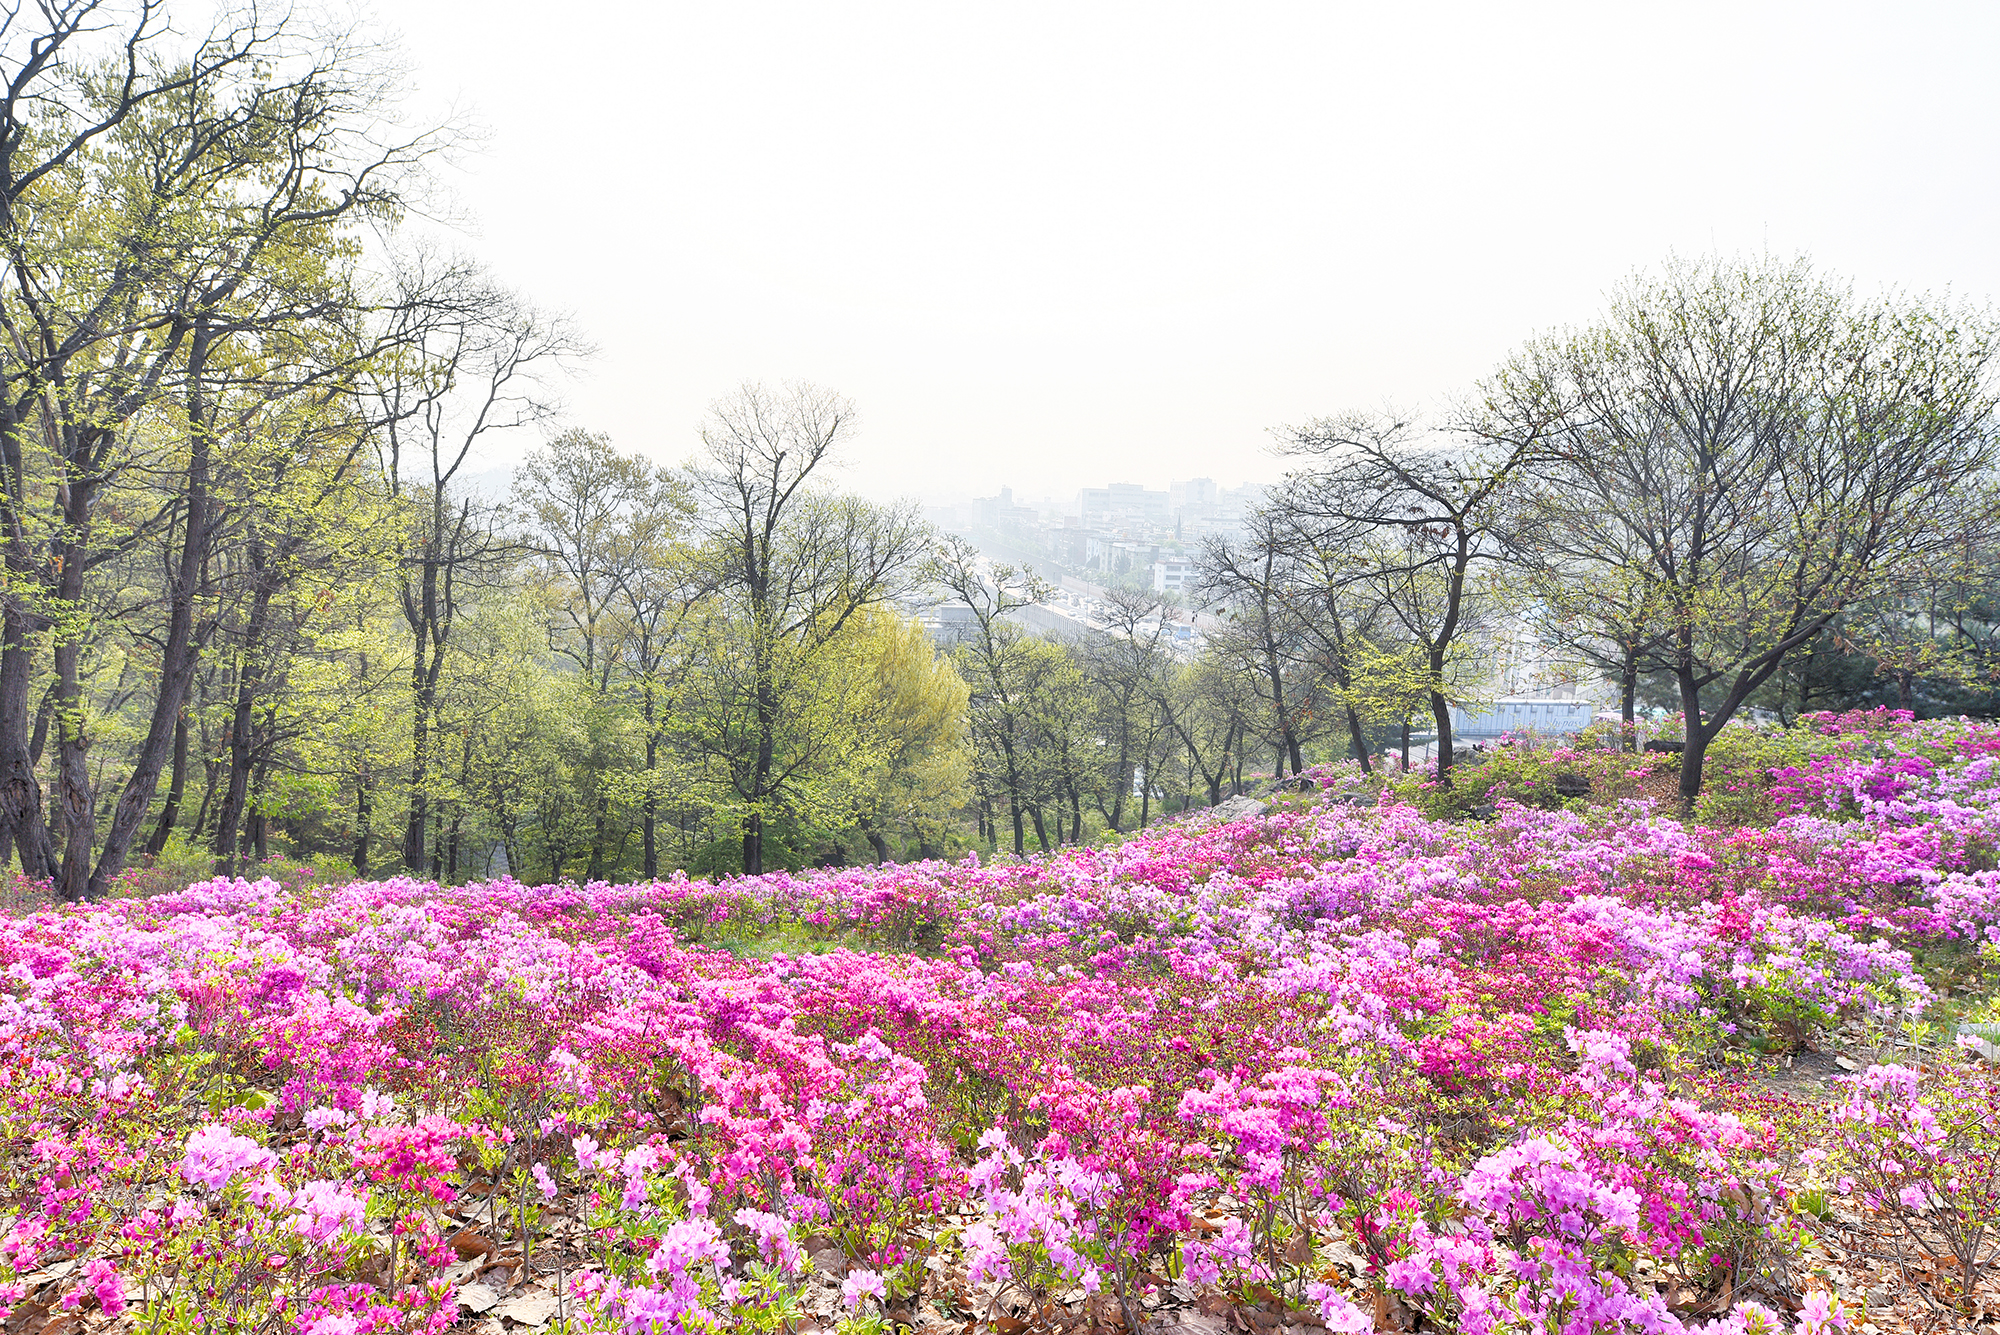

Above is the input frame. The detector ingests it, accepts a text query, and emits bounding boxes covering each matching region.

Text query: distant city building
[975,486,1041,529]
[1169,477,1218,513]
[1152,558,1194,593]
[912,599,980,647]
[1077,482,1170,527]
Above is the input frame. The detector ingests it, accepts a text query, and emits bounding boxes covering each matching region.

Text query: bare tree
[1481,255,2000,805]
[1267,505,1398,772]
[1080,590,1175,830]
[1278,415,1535,787]
[932,536,1053,855]
[1155,651,1255,809]
[1196,507,1319,779]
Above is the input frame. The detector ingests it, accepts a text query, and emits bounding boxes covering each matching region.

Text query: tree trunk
[1430,687,1455,789]
[999,736,1028,856]
[27,683,52,767]
[499,814,519,883]
[86,333,221,901]
[52,679,92,900]
[52,484,97,902]
[142,710,190,858]
[430,806,445,880]
[213,676,259,875]
[1107,733,1129,832]
[1676,663,1708,812]
[742,809,763,876]
[1207,722,1235,806]
[586,793,609,881]
[1345,705,1373,774]
[641,722,658,880]
[743,624,781,875]
[0,447,54,878]
[1620,648,1639,751]
[448,739,472,882]
[246,727,274,868]
[0,633,52,878]
[401,515,449,875]
[353,775,371,877]
[403,639,432,874]
[0,616,52,877]
[190,758,219,844]
[863,822,890,864]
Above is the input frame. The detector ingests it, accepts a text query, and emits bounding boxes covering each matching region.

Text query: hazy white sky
[382,1,2000,504]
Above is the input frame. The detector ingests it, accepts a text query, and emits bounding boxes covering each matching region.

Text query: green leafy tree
[685,382,927,874]
[841,606,971,863]
[0,7,453,898]
[514,427,694,878]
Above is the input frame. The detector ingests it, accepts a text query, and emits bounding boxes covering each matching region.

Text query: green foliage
[112,834,217,898]
[1379,742,1669,820]
[1687,727,1822,826]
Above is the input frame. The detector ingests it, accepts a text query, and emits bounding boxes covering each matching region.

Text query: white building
[1152,559,1194,593]
[1449,697,1599,739]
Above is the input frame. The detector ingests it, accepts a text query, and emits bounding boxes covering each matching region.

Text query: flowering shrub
[1381,742,1673,819]
[1830,1062,2000,1320]
[7,713,2000,1329]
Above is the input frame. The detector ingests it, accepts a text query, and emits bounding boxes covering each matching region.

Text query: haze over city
[380,0,2000,504]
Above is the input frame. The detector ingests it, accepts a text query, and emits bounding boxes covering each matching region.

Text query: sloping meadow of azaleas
[3,710,2000,1334]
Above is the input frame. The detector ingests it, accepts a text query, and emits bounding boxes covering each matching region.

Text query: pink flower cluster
[3,711,1998,1329]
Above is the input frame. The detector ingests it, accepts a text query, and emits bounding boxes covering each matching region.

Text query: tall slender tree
[683,382,927,874]
[368,255,584,875]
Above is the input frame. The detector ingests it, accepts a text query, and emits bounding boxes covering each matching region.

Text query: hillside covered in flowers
[4,710,1999,1335]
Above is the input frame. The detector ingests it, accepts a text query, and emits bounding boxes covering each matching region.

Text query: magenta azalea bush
[4,710,2000,1332]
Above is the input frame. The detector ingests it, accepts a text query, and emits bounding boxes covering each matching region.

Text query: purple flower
[841,1268,886,1309]
[179,1124,276,1191]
